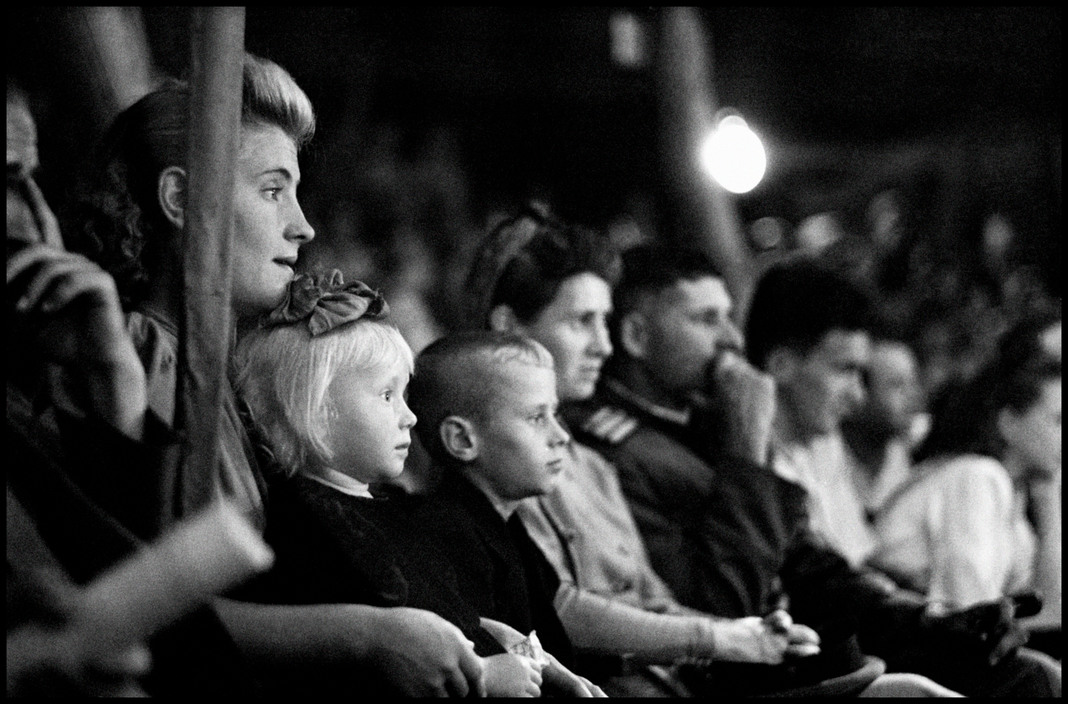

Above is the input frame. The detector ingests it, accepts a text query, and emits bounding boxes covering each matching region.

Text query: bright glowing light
[700,114,767,194]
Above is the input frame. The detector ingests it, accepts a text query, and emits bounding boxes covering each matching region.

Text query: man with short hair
[840,338,927,522]
[567,245,1058,697]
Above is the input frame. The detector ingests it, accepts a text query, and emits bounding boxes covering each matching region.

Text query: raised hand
[7,244,146,437]
[701,350,777,465]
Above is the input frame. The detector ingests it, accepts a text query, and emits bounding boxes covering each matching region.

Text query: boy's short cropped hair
[408,330,555,465]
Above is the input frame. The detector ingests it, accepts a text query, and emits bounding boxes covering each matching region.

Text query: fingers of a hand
[763,609,792,632]
[787,624,821,646]
[21,177,64,247]
[458,645,485,698]
[6,245,65,286]
[443,669,470,699]
[36,270,117,316]
[785,642,822,658]
[14,257,99,312]
[90,644,152,677]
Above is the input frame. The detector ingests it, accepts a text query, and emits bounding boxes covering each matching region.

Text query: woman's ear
[619,311,649,360]
[157,166,188,230]
[487,304,520,333]
[440,415,479,462]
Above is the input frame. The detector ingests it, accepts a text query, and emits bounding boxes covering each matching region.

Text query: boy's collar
[462,471,523,521]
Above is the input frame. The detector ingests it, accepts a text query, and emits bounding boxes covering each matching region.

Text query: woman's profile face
[517,272,614,403]
[229,123,315,319]
[1002,378,1062,480]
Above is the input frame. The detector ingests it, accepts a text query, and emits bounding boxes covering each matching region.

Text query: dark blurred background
[8,7,1061,386]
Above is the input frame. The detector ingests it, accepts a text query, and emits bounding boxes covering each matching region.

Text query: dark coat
[251,472,505,658]
[564,377,1059,697]
[384,473,576,670]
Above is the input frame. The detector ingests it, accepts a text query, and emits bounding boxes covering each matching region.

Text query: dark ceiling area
[8,7,1062,276]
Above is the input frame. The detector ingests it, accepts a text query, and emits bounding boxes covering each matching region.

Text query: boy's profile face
[470,360,569,500]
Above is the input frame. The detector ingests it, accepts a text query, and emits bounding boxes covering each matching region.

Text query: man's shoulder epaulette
[577,404,641,446]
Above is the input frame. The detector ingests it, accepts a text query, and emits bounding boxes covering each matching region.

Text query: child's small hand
[482,653,542,697]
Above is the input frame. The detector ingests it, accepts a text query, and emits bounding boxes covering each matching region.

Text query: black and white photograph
[7,7,1061,697]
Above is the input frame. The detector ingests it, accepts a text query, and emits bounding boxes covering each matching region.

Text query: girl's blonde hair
[234,318,414,477]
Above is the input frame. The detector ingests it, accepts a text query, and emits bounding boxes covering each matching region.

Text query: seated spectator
[465,206,824,697]
[744,255,1060,693]
[65,52,486,697]
[399,330,606,696]
[232,270,593,697]
[841,337,928,521]
[571,244,1053,696]
[8,79,275,697]
[870,357,1061,625]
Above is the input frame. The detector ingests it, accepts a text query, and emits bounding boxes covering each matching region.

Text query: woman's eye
[263,187,282,200]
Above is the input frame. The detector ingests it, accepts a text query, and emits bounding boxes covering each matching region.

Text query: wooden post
[176,7,246,512]
[656,8,756,316]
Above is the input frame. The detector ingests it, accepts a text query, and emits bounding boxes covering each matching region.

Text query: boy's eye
[381,389,393,402]
[530,412,548,425]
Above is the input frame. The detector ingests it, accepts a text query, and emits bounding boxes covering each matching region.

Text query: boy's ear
[487,304,520,333]
[619,311,650,360]
[158,166,188,230]
[440,415,479,462]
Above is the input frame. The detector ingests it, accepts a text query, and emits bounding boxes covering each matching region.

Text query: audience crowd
[7,51,1061,698]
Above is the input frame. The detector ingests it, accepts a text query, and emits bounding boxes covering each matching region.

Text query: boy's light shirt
[303,467,373,499]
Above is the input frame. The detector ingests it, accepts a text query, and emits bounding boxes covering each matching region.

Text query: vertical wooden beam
[657,8,756,316]
[177,7,245,512]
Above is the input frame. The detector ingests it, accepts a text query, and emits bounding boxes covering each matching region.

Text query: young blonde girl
[232,270,597,697]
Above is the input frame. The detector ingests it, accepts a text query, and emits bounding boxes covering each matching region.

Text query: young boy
[395,330,604,696]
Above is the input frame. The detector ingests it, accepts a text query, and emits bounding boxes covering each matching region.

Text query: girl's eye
[382,390,393,402]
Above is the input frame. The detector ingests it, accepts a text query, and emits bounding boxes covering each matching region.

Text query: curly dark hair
[67,54,315,310]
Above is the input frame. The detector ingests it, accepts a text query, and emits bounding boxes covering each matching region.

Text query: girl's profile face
[325,353,416,484]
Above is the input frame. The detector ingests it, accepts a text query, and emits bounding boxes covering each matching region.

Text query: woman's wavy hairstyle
[70,53,315,310]
[464,202,622,329]
[233,317,413,478]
